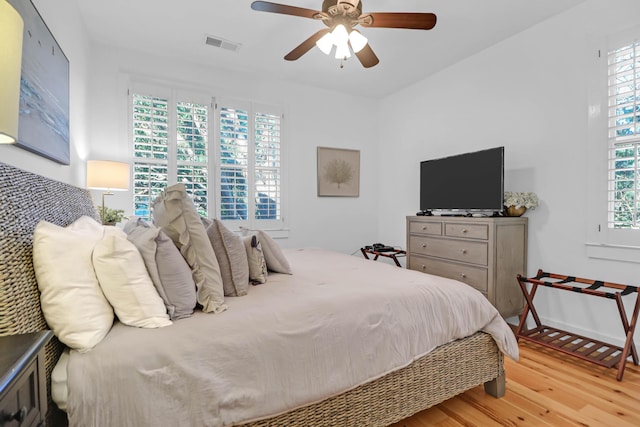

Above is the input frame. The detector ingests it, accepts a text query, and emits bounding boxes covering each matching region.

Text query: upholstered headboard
[0,161,99,424]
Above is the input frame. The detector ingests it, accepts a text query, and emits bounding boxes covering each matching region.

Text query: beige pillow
[203,218,249,296]
[33,216,114,352]
[125,218,197,320]
[152,184,227,313]
[93,229,172,328]
[243,235,267,285]
[257,230,292,274]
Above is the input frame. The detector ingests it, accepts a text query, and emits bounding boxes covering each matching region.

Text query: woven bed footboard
[241,331,503,427]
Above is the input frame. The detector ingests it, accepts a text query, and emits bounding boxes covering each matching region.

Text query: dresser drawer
[409,255,488,293]
[409,236,488,265]
[408,221,442,236]
[0,358,40,427]
[444,223,489,240]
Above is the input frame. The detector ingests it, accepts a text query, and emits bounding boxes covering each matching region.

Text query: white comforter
[66,248,518,427]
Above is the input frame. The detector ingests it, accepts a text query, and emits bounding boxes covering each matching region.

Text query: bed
[0,161,518,427]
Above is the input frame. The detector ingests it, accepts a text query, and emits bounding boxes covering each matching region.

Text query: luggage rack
[515,269,640,381]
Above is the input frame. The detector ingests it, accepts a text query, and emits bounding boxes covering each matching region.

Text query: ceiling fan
[250,0,437,68]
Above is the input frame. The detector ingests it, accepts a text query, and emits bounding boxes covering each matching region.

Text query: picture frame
[317,146,360,197]
[8,0,70,165]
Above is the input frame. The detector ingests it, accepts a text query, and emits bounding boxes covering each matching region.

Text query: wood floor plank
[390,340,640,426]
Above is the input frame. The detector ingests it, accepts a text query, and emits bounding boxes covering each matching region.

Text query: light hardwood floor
[391,340,640,426]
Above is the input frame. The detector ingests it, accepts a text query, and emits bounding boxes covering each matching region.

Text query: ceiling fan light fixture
[316,32,334,55]
[348,30,367,53]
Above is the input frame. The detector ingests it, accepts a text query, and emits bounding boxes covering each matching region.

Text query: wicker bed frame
[0,161,505,427]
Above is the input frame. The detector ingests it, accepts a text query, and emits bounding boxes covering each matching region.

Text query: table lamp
[87,160,130,224]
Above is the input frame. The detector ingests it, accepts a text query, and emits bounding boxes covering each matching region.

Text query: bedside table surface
[0,330,53,395]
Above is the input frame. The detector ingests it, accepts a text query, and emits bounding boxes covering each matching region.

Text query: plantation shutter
[131,85,210,219]
[608,37,640,229]
[132,93,170,219]
[215,98,283,229]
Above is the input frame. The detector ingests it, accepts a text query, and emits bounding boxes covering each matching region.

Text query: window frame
[213,97,285,232]
[128,81,287,234]
[586,27,640,261]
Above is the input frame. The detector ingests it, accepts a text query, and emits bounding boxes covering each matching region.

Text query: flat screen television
[419,146,504,215]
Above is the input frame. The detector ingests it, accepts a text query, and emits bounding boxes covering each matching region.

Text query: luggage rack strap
[526,270,638,299]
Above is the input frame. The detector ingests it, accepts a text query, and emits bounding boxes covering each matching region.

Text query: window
[132,91,209,219]
[131,85,284,231]
[608,39,640,229]
[585,28,640,261]
[215,99,282,230]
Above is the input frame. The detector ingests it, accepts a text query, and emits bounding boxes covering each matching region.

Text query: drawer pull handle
[421,244,427,248]
[1,406,27,423]
[422,226,427,231]
[421,265,426,270]
[460,273,467,279]
[462,229,468,233]
[461,249,467,254]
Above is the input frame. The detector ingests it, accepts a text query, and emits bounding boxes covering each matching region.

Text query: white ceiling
[73,0,585,98]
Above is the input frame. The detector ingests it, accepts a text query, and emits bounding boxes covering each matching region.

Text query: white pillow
[33,216,114,352]
[257,230,292,274]
[93,228,172,328]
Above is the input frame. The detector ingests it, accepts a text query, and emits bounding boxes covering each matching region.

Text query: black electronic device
[365,243,395,252]
[419,146,504,215]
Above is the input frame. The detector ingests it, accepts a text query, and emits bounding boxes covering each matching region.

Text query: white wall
[378,0,640,347]
[85,44,380,253]
[0,0,91,186]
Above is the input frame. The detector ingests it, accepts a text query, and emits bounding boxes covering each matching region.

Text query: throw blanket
[66,248,518,426]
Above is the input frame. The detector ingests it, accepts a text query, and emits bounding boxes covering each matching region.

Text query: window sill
[585,242,640,263]
[236,226,290,239]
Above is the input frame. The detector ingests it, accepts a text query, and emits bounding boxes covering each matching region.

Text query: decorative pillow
[93,228,172,328]
[243,235,267,285]
[152,183,227,313]
[32,216,114,352]
[203,218,249,297]
[257,230,292,274]
[125,218,197,320]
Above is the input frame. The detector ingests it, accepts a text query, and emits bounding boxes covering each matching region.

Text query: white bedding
[63,248,518,427]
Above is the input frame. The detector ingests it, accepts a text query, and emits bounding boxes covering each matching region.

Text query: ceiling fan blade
[284,29,330,61]
[251,1,320,19]
[361,12,437,30]
[354,44,379,68]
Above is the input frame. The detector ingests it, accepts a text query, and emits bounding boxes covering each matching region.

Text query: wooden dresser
[406,216,527,318]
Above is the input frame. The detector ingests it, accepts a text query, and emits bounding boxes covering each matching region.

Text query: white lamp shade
[0,0,24,144]
[332,25,349,45]
[335,42,351,59]
[349,30,368,53]
[315,32,334,55]
[87,160,130,191]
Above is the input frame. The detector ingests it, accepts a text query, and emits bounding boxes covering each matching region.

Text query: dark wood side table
[0,331,53,427]
[360,247,406,267]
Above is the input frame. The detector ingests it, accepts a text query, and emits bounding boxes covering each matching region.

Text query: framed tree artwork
[317,146,360,197]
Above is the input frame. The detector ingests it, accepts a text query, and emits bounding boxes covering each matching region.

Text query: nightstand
[0,331,53,427]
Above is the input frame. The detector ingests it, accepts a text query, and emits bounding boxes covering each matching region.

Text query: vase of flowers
[503,192,539,217]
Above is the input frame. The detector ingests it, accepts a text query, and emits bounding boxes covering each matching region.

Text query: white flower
[504,192,539,209]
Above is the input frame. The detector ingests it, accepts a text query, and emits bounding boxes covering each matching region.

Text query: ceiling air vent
[205,35,241,53]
